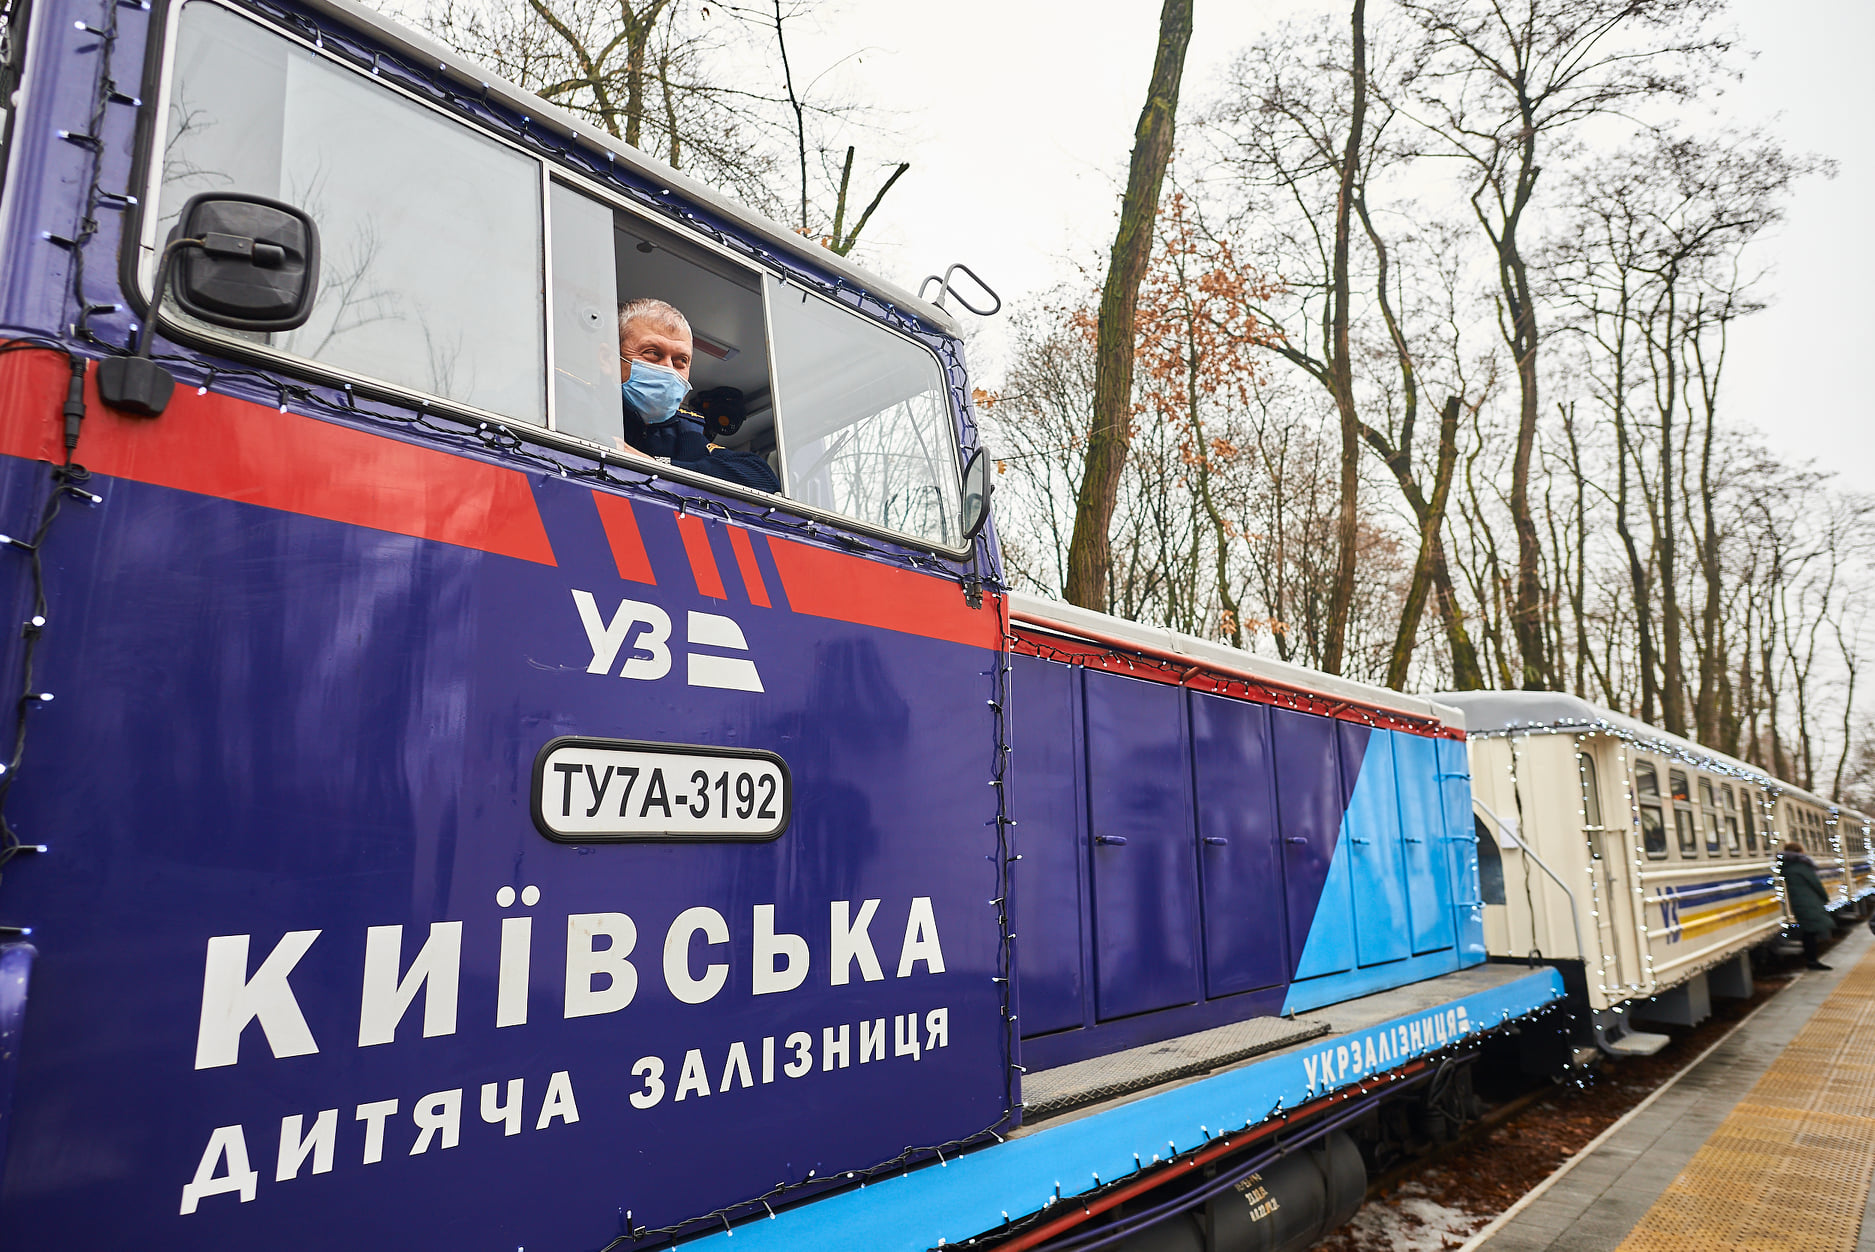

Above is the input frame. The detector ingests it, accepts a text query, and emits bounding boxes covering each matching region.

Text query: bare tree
[1064,0,1193,612]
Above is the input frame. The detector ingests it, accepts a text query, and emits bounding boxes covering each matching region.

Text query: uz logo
[572,590,764,692]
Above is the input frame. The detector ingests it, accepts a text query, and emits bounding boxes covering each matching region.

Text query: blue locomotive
[0,0,1564,1246]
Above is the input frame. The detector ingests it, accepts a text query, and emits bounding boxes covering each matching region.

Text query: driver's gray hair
[618,298,690,340]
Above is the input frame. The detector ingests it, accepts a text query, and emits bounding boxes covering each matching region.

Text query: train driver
[617,298,779,493]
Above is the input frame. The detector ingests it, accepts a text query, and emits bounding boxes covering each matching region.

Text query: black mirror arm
[98,236,205,419]
[133,235,207,359]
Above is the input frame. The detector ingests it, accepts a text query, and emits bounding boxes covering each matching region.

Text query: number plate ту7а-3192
[531,736,791,842]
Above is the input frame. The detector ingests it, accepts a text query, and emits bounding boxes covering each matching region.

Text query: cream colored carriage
[1434,692,1867,1056]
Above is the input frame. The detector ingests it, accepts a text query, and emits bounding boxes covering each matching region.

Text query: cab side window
[767,277,963,548]
[154,1,545,422]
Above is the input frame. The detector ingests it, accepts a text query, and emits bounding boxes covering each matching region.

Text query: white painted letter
[358,923,462,1047]
[496,915,532,1028]
[537,1070,579,1128]
[564,913,638,1018]
[410,1089,462,1154]
[663,907,729,1005]
[752,905,809,995]
[195,931,321,1069]
[275,1110,336,1181]
[355,1100,399,1165]
[180,1125,258,1214]
[721,1041,754,1091]
[675,1048,711,1100]
[897,898,945,977]
[926,1007,949,1050]
[823,1023,850,1071]
[830,900,883,985]
[480,1079,523,1136]
[629,1057,666,1109]
[860,1017,886,1064]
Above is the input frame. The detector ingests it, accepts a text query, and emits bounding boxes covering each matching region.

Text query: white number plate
[532,737,791,842]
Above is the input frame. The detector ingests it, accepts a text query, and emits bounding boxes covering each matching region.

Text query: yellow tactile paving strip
[1616,945,1875,1251]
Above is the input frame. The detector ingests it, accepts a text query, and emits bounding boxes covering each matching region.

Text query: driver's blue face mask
[621,359,689,425]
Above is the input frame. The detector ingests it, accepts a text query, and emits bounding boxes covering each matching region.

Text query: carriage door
[1085,670,1202,1019]
[1583,745,1640,992]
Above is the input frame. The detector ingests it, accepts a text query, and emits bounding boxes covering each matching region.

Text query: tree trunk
[1321,0,1368,675]
[1064,0,1193,611]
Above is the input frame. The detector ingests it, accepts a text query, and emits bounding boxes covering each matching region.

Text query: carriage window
[1742,793,1758,853]
[767,278,964,547]
[1579,751,1604,829]
[1698,779,1722,856]
[1635,762,1667,859]
[1670,769,1697,856]
[152,1,544,422]
[1722,786,1741,855]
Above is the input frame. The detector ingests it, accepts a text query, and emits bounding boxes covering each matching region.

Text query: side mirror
[168,192,320,332]
[100,193,321,417]
[960,446,994,544]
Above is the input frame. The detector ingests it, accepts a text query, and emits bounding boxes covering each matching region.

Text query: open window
[547,181,776,469]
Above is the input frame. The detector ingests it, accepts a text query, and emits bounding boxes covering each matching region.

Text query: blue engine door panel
[1340,724,1410,967]
[1273,709,1351,976]
[1437,737,1488,961]
[1190,693,1287,997]
[1392,732,1456,955]
[1084,671,1201,1020]
[1012,655,1088,1037]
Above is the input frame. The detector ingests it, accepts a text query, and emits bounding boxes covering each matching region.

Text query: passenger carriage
[0,0,1566,1244]
[1436,692,1863,1053]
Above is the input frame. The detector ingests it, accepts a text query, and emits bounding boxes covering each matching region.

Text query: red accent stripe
[675,513,727,599]
[592,491,656,585]
[0,352,556,564]
[725,526,770,608]
[765,536,1000,650]
[1010,625,1458,739]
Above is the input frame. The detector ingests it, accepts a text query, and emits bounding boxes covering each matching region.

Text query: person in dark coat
[617,298,780,494]
[1778,841,1834,970]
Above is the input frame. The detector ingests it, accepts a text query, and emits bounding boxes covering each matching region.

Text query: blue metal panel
[1012,654,1087,1038]
[706,968,1568,1252]
[1083,671,1200,1020]
[1340,724,1410,967]
[1437,737,1487,962]
[1391,732,1456,955]
[1190,693,1287,997]
[1274,709,1352,977]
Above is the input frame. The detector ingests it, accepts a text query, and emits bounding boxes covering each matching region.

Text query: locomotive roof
[1010,592,1466,729]
[300,0,963,338]
[1431,689,1857,817]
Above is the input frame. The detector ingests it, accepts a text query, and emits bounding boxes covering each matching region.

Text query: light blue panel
[696,969,1567,1252]
[1279,944,1461,1015]
[1344,727,1411,966]
[1393,732,1456,955]
[1437,737,1487,963]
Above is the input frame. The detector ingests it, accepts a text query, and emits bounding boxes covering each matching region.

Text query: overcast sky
[798,1,1873,489]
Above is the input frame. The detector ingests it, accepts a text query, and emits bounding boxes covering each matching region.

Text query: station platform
[1468,926,1875,1252]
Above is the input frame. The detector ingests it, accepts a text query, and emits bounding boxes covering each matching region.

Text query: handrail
[1473,797,1590,963]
